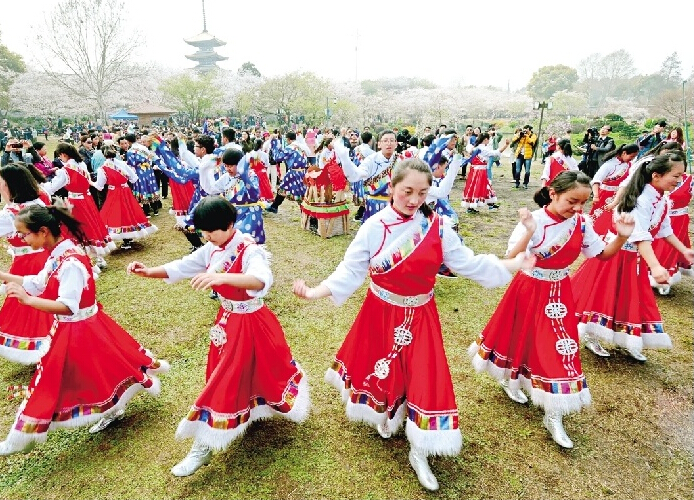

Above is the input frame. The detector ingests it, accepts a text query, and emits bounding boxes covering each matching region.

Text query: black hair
[618,152,685,213]
[253,138,263,152]
[124,133,137,143]
[408,136,419,147]
[22,162,47,184]
[16,203,89,247]
[186,140,195,153]
[649,140,683,157]
[54,142,83,162]
[533,170,591,207]
[0,163,41,203]
[422,134,436,147]
[222,128,236,142]
[602,143,638,163]
[196,135,215,154]
[32,141,45,151]
[222,148,244,166]
[285,131,297,141]
[476,132,491,144]
[556,138,572,157]
[360,131,373,144]
[444,128,457,136]
[192,196,238,232]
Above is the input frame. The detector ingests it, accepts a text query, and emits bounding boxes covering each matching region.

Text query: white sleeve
[591,161,612,185]
[162,244,213,283]
[55,261,87,314]
[443,225,512,287]
[0,210,15,238]
[198,160,217,194]
[581,219,607,258]
[22,268,50,296]
[428,157,461,200]
[42,168,68,195]
[540,157,551,181]
[93,168,107,190]
[209,172,230,195]
[506,220,539,256]
[654,212,673,239]
[115,158,138,183]
[242,246,273,298]
[628,198,657,243]
[335,144,369,182]
[321,225,371,305]
[179,147,199,170]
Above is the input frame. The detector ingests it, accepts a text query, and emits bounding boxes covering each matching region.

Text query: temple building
[184,0,228,72]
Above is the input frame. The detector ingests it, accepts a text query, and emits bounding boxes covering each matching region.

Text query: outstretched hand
[190,273,226,291]
[293,279,315,300]
[127,261,148,276]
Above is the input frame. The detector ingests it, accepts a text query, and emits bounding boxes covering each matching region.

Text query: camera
[11,142,22,149]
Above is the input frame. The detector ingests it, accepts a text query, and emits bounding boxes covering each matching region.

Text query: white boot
[0,439,36,456]
[376,422,392,439]
[89,408,125,434]
[543,411,574,449]
[584,332,610,357]
[626,346,647,362]
[171,442,212,477]
[500,379,528,404]
[408,447,439,491]
[95,256,107,269]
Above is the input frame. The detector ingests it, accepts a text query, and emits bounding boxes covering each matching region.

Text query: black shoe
[513,184,520,189]
[522,185,529,190]
[266,206,278,214]
[209,291,219,300]
[467,208,479,214]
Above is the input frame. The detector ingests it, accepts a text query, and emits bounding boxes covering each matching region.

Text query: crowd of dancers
[0,124,691,491]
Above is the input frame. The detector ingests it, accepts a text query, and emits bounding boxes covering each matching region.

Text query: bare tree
[33,0,141,120]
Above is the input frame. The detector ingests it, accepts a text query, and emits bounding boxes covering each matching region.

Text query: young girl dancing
[540,138,578,187]
[469,171,634,449]
[293,158,531,491]
[127,196,309,477]
[573,152,693,361]
[0,203,168,455]
[0,164,54,364]
[649,171,693,294]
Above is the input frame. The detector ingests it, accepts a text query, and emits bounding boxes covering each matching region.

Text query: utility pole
[533,101,552,160]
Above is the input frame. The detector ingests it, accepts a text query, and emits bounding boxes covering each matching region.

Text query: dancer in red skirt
[649,172,693,295]
[128,196,309,477]
[248,139,274,201]
[540,139,578,187]
[461,132,509,213]
[293,158,531,491]
[587,144,639,236]
[469,171,634,449]
[91,146,158,249]
[0,203,168,455]
[42,143,115,268]
[573,152,693,361]
[0,164,54,364]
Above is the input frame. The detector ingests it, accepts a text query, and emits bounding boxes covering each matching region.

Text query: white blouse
[540,153,579,182]
[22,239,90,314]
[162,231,272,298]
[322,206,511,305]
[507,208,605,259]
[623,184,672,243]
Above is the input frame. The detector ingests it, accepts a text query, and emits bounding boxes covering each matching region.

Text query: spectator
[638,120,667,158]
[594,125,616,167]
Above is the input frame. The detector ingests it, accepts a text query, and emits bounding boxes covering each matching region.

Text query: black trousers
[154,169,169,198]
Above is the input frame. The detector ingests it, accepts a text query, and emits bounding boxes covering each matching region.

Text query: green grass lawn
[0,155,691,499]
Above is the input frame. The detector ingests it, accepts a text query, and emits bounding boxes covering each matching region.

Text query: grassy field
[0,154,691,499]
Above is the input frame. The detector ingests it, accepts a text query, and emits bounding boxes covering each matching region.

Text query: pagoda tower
[184,0,228,72]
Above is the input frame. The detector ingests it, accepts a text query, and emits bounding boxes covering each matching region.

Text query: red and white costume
[322,206,511,456]
[588,157,632,236]
[540,152,578,186]
[3,240,167,449]
[0,199,54,364]
[650,174,693,287]
[247,150,274,201]
[161,231,309,451]
[469,209,605,414]
[42,160,116,255]
[462,146,498,208]
[573,184,673,353]
[93,159,158,241]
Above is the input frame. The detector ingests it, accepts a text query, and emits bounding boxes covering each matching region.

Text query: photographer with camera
[511,125,537,189]
[577,128,599,178]
[1,139,33,167]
